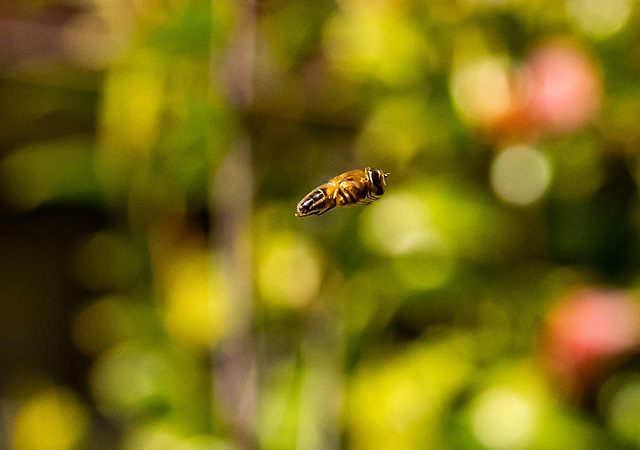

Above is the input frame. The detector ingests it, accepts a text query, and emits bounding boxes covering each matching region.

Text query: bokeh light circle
[451,57,512,125]
[257,234,321,308]
[490,145,551,205]
[471,388,536,449]
[360,193,441,256]
[524,43,601,133]
[567,0,632,38]
[13,387,90,450]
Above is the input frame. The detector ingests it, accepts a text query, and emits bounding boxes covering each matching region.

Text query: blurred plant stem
[210,0,257,447]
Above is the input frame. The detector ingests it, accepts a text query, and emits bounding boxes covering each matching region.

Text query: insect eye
[369,170,380,185]
[368,168,385,195]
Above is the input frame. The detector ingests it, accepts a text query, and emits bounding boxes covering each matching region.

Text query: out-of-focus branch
[219,0,257,110]
[210,0,258,447]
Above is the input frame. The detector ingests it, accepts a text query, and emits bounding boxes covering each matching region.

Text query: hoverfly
[295,167,389,217]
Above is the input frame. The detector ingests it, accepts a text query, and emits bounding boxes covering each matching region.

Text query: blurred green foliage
[2,0,640,448]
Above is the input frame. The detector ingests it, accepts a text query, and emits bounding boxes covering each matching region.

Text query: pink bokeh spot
[547,289,640,367]
[486,41,602,140]
[523,42,601,133]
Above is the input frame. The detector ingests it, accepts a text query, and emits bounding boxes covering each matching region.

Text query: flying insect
[295,167,388,217]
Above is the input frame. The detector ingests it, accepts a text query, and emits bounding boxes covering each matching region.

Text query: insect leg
[335,189,350,206]
[316,204,335,215]
[338,180,362,205]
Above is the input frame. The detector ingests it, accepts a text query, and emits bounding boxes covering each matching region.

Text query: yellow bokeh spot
[100,61,165,155]
[89,344,197,417]
[355,98,435,168]
[451,56,512,125]
[163,248,227,349]
[360,193,442,256]
[347,337,473,449]
[490,145,552,206]
[568,0,632,38]
[257,234,321,308]
[13,387,89,450]
[123,426,234,450]
[471,388,538,449]
[324,8,432,86]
